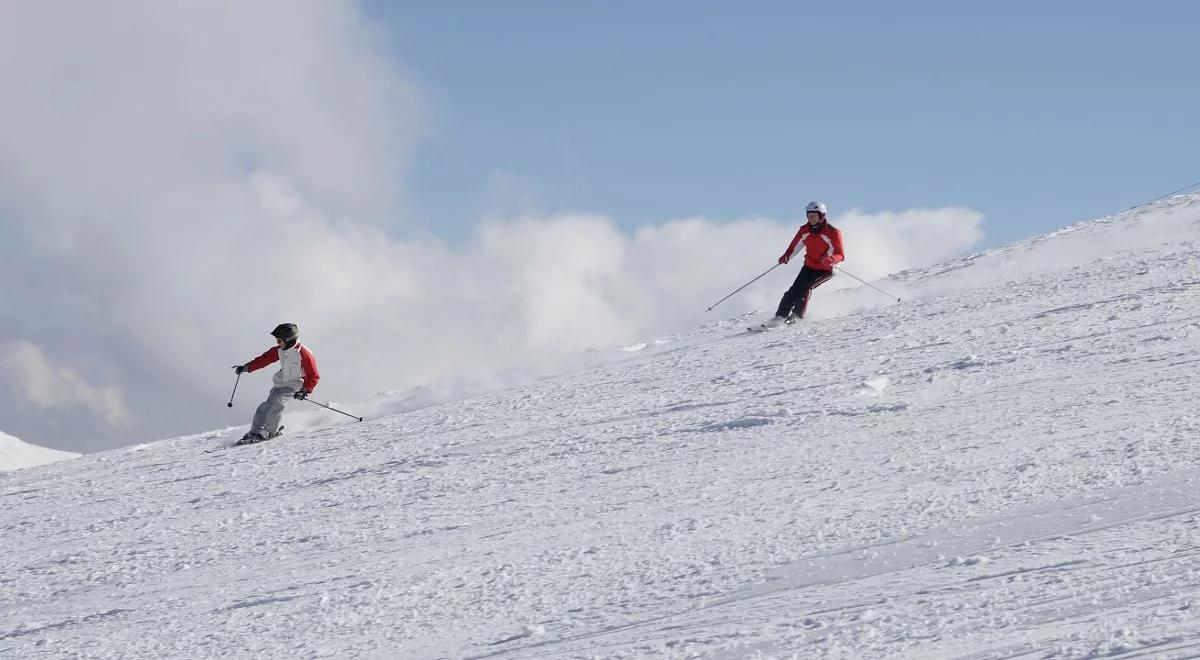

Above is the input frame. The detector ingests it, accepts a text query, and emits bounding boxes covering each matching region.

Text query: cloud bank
[0,3,986,452]
[1,341,130,427]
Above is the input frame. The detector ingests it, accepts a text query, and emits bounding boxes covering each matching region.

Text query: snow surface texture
[3,195,1200,658]
[0,431,78,472]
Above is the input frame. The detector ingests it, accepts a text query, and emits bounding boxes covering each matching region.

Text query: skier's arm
[828,229,845,266]
[299,346,320,393]
[779,228,807,264]
[244,347,280,373]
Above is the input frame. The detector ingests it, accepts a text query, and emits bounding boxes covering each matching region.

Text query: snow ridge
[0,431,78,472]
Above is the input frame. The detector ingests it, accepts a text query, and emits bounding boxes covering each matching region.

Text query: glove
[293,390,308,400]
[232,364,248,375]
[778,253,790,265]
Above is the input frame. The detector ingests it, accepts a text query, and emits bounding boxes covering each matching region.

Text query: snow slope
[3,194,1200,658]
[0,430,78,472]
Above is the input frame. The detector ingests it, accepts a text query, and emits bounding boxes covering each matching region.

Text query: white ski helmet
[805,201,827,216]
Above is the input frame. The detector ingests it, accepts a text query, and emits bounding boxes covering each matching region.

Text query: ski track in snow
[3,196,1200,658]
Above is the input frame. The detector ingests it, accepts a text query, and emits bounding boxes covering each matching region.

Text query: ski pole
[227,372,241,408]
[834,266,901,302]
[303,398,364,422]
[705,263,781,312]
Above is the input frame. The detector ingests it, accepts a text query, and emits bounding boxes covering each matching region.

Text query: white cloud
[455,207,985,347]
[478,215,633,350]
[0,2,427,450]
[1,341,132,428]
[835,207,986,281]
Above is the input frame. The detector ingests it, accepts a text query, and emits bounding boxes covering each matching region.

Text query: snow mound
[0,430,79,472]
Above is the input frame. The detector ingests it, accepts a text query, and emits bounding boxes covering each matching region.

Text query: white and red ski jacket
[780,222,845,271]
[246,343,320,393]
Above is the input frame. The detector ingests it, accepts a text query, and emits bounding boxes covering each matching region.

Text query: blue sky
[368,1,1198,248]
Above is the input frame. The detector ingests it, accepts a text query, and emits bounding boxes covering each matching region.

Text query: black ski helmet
[271,323,299,342]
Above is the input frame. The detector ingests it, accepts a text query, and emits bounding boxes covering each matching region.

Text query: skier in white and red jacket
[760,201,845,329]
[232,323,320,444]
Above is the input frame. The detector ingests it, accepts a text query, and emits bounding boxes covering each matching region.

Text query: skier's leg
[251,386,295,437]
[791,269,833,319]
[262,385,297,436]
[774,269,811,318]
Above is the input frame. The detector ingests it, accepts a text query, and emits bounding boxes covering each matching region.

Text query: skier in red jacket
[761,201,845,329]
[232,323,319,445]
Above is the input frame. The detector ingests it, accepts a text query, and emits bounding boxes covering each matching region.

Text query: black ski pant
[775,266,834,319]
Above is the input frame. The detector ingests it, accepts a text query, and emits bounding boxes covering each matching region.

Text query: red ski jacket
[780,222,845,271]
[246,343,320,393]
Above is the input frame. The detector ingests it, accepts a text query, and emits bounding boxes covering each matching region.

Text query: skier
[761,201,845,328]
[232,323,320,445]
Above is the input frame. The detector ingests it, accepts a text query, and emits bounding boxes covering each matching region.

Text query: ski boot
[235,431,268,446]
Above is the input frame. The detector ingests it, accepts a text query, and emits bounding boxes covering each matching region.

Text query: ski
[204,426,284,453]
[746,318,799,333]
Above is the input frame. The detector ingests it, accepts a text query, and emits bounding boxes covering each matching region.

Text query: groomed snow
[0,431,78,473]
[2,194,1200,658]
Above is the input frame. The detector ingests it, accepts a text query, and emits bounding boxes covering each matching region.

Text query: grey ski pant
[251,385,298,436]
